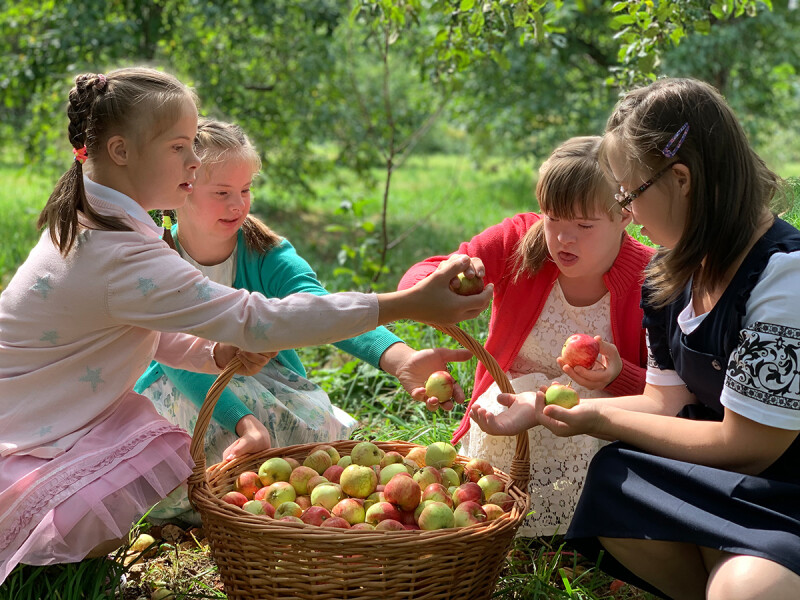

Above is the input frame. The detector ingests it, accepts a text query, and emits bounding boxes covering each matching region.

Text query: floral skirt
[140,361,357,523]
[460,372,609,538]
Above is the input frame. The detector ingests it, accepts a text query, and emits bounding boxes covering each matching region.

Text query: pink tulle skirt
[0,392,193,584]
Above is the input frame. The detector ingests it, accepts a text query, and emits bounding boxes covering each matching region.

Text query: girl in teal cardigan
[134,118,472,479]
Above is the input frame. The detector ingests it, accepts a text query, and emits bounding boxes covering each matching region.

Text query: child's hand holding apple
[557,334,623,391]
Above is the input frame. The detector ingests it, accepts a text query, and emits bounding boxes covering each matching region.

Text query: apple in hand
[561,334,600,369]
[425,371,455,403]
[451,272,485,296]
[544,383,580,409]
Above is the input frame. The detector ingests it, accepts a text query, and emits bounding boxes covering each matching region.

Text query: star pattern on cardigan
[30,275,53,299]
[137,277,158,296]
[79,366,105,392]
[40,330,59,344]
[195,282,214,302]
[251,320,272,340]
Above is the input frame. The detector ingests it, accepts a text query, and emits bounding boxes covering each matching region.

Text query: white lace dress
[461,281,613,537]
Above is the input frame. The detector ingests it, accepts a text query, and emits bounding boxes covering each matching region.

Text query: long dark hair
[38,67,198,255]
[599,78,782,307]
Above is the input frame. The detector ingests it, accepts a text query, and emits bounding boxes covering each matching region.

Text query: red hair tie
[73,146,88,164]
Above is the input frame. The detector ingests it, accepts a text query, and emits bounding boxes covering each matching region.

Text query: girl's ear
[672,163,691,200]
[618,209,633,228]
[106,135,129,166]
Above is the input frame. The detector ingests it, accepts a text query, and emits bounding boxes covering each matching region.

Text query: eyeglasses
[614,162,677,212]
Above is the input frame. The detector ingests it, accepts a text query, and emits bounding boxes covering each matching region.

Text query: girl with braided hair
[0,67,491,580]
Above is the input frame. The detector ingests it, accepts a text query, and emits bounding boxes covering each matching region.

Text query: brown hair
[38,67,198,255]
[600,78,781,307]
[183,118,281,254]
[513,136,618,279]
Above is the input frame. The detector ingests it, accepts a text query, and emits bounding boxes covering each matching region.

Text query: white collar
[83,175,163,236]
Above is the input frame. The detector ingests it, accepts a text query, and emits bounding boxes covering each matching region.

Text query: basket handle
[432,323,530,492]
[188,355,243,488]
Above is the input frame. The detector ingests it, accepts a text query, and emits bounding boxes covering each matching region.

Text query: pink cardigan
[397,212,655,444]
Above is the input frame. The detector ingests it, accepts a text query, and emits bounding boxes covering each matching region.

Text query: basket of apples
[187,323,531,600]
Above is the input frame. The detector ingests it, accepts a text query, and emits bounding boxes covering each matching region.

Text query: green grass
[1,159,799,599]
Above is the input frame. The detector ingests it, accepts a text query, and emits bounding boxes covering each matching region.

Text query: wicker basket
[188,323,531,600]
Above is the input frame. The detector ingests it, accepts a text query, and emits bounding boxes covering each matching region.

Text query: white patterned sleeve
[721,251,800,429]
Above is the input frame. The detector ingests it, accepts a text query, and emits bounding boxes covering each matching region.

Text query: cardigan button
[711,359,722,371]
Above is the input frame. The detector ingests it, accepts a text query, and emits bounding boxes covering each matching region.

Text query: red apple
[374,519,406,531]
[488,491,515,512]
[453,500,488,527]
[424,371,455,402]
[482,503,505,521]
[278,515,304,524]
[234,471,262,500]
[451,272,485,296]
[351,522,375,530]
[452,482,483,507]
[274,501,303,519]
[322,464,344,484]
[300,505,331,526]
[384,473,422,511]
[306,475,329,494]
[561,333,600,369]
[464,458,494,483]
[321,516,351,529]
[311,444,341,465]
[477,474,505,500]
[332,498,366,525]
[289,466,319,495]
[421,483,453,508]
[221,490,248,508]
[544,383,580,409]
[365,501,402,525]
[295,495,311,511]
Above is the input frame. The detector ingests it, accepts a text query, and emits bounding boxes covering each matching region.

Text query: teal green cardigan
[134,228,403,432]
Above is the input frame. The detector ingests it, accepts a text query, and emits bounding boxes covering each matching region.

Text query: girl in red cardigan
[398,136,654,536]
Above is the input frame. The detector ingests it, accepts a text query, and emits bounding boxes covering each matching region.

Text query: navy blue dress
[565,219,800,598]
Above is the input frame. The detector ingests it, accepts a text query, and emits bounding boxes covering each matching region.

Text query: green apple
[451,272,485,296]
[339,464,378,499]
[258,457,292,486]
[544,383,580,409]
[350,441,382,467]
[417,501,455,530]
[425,441,457,469]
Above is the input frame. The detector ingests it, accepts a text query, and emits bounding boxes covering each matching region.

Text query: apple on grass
[561,333,600,369]
[450,272,485,296]
[544,383,580,409]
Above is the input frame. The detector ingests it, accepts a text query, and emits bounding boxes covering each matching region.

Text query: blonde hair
[513,136,618,278]
[38,67,198,255]
[187,118,280,253]
[600,78,781,307]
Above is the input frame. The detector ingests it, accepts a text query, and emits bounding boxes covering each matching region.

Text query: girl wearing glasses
[398,136,655,537]
[473,78,800,599]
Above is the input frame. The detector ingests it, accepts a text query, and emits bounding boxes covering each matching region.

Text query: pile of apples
[220,441,515,531]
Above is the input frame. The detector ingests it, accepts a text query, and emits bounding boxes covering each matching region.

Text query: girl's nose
[558,230,575,244]
[188,149,201,170]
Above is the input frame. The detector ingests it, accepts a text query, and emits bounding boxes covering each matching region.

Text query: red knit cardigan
[397,212,655,444]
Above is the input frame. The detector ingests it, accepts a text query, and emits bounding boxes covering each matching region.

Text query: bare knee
[707,554,800,600]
